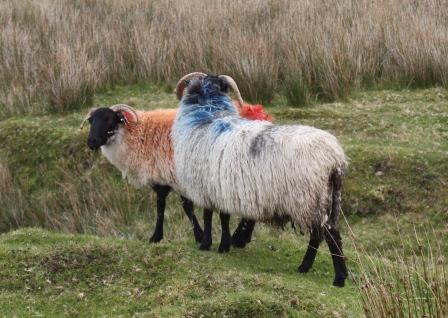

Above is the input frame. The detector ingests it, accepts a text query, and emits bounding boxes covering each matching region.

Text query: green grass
[1,228,361,317]
[0,85,447,316]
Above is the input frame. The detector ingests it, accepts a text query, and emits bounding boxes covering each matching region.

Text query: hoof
[332,275,347,287]
[199,241,212,251]
[231,234,248,248]
[218,242,231,253]
[149,234,163,243]
[297,264,311,274]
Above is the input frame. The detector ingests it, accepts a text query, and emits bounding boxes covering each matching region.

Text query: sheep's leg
[199,209,213,251]
[149,185,171,243]
[231,218,256,248]
[218,212,231,253]
[298,227,323,273]
[324,226,348,287]
[180,196,204,243]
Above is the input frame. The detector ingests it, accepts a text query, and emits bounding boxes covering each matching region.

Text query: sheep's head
[80,104,138,150]
[176,72,244,110]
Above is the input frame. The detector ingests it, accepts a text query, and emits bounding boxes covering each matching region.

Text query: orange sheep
[80,101,271,245]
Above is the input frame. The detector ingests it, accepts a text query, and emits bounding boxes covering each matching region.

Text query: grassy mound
[0,228,361,317]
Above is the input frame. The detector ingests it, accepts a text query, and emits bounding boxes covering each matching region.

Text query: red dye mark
[239,103,272,122]
[122,111,135,124]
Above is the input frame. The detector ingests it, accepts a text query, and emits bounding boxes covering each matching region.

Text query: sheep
[80,99,270,247]
[80,104,203,243]
[172,73,349,287]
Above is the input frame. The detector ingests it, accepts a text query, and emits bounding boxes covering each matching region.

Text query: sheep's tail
[327,167,343,229]
[237,102,273,122]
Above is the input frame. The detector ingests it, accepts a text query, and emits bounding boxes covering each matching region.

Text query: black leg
[231,218,256,248]
[324,226,348,287]
[180,196,203,243]
[149,185,171,243]
[199,208,213,251]
[218,212,231,253]
[298,227,323,273]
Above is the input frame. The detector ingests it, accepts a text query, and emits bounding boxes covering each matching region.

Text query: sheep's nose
[87,136,101,150]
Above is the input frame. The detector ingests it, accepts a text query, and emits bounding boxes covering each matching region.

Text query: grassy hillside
[1,85,447,236]
[0,86,447,316]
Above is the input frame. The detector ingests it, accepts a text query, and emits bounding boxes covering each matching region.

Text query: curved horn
[79,107,99,130]
[110,104,139,124]
[175,72,207,100]
[218,75,244,110]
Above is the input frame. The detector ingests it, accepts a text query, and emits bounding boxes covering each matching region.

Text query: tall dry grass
[1,0,448,115]
[358,235,448,318]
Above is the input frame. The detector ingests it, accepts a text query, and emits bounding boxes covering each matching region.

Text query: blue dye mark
[188,110,213,127]
[213,120,232,135]
[179,77,241,129]
[183,95,199,106]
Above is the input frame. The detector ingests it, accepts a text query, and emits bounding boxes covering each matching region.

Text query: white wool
[100,127,136,184]
[99,109,181,192]
[172,114,347,232]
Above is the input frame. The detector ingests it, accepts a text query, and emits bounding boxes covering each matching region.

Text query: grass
[0,228,364,317]
[359,236,448,317]
[0,85,447,316]
[1,0,448,116]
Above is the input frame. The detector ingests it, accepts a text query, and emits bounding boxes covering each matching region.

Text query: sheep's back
[174,118,347,230]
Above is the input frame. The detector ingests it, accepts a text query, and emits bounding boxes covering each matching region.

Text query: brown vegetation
[1,0,448,115]
[358,232,448,318]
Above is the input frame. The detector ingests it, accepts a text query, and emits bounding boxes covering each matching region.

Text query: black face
[205,75,229,93]
[186,75,229,96]
[86,108,125,150]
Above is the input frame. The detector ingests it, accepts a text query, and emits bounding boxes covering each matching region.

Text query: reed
[1,0,447,115]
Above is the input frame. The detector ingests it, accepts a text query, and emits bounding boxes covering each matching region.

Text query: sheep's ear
[110,104,139,125]
[116,110,137,125]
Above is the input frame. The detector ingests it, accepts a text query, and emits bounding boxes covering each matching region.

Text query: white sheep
[172,73,349,286]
